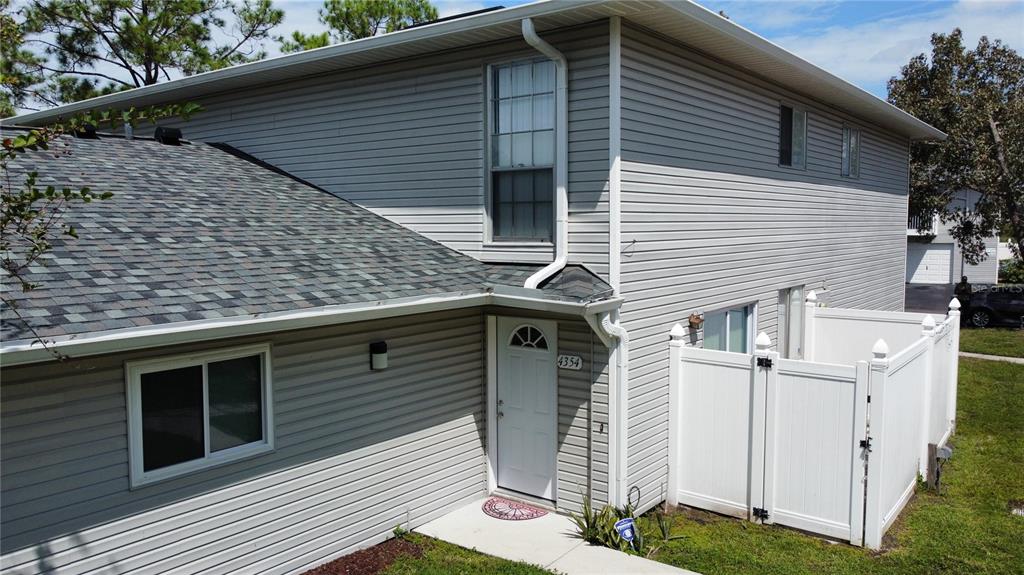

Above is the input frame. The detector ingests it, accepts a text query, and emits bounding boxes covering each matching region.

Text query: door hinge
[752,507,769,521]
[756,357,773,368]
[860,437,873,453]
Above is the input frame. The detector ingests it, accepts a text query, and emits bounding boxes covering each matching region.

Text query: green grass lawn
[383,534,552,575]
[646,357,1024,575]
[960,328,1024,358]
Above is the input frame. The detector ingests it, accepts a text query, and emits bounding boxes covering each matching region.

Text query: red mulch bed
[302,537,423,575]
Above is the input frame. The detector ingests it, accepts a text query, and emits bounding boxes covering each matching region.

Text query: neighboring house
[906,190,1000,284]
[2,1,944,574]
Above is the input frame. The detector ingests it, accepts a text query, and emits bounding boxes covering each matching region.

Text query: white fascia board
[1,291,622,367]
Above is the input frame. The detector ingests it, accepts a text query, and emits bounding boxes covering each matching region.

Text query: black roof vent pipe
[73,124,98,139]
[154,126,182,145]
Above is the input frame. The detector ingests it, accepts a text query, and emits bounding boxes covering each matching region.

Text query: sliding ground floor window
[703,304,754,353]
[126,344,273,486]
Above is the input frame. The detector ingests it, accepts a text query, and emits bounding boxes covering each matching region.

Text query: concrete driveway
[905,283,955,314]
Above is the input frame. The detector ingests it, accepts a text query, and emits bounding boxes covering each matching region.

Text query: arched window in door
[508,325,548,349]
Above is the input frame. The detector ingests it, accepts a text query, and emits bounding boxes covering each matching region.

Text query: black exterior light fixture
[370,341,388,370]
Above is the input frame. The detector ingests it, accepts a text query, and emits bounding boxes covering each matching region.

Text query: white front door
[496,317,557,500]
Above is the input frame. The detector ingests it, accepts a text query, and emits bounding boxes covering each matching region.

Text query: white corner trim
[608,15,622,295]
[486,315,498,494]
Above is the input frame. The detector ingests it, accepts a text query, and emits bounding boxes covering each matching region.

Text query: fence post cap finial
[872,339,889,358]
[805,290,818,303]
[922,314,937,330]
[948,297,961,311]
[669,323,686,340]
[755,331,772,350]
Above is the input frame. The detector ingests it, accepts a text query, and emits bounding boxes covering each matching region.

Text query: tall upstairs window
[779,104,807,169]
[489,59,555,242]
[842,126,861,178]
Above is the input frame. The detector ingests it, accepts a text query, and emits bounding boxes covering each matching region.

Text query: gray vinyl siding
[1,309,607,574]
[1,310,489,575]
[617,24,912,512]
[556,319,610,512]
[167,22,609,278]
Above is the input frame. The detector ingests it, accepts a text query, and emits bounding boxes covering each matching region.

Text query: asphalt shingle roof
[1,133,611,342]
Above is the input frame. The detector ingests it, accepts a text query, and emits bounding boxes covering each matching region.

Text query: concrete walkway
[960,351,1024,364]
[417,498,697,575]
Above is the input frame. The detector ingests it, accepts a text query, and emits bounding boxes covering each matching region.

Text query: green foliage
[13,0,282,107]
[1,102,201,354]
[642,358,1024,575]
[277,0,436,52]
[999,258,1024,284]
[570,494,682,558]
[888,29,1024,263]
[277,30,332,54]
[1,0,45,115]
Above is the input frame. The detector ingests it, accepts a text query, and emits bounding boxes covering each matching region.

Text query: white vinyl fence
[666,295,961,549]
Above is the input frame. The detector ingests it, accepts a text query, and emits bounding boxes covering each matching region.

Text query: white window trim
[778,102,808,171]
[126,343,274,488]
[703,302,757,353]
[483,57,557,245]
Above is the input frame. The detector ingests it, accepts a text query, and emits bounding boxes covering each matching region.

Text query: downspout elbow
[522,18,569,290]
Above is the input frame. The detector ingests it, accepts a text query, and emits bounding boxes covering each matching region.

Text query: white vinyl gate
[668,336,869,545]
[666,298,961,549]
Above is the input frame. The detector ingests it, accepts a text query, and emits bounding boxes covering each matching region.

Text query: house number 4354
[557,354,583,370]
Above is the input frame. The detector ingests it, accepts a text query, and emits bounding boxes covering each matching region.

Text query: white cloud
[768,0,1024,94]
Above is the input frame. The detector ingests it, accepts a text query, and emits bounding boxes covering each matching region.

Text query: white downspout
[598,310,629,507]
[522,18,569,289]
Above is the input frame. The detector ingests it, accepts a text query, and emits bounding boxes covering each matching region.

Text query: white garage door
[906,243,953,284]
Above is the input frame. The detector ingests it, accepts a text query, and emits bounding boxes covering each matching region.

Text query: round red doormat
[482,496,549,520]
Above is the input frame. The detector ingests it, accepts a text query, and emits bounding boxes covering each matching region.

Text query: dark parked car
[965,284,1024,328]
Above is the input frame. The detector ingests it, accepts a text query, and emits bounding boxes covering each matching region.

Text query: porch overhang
[0,290,622,367]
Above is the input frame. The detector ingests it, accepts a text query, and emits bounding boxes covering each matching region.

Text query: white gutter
[521,17,569,290]
[1,291,622,367]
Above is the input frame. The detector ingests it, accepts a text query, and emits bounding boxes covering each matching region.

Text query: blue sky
[277,0,1023,99]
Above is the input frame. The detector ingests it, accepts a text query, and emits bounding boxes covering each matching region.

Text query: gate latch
[860,437,873,453]
[752,507,769,521]
[756,357,773,368]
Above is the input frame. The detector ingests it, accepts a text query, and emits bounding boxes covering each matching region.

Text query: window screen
[490,60,555,241]
[779,105,807,169]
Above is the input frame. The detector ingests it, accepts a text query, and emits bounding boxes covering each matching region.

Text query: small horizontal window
[127,345,273,487]
[704,304,753,353]
[842,126,861,178]
[779,104,807,169]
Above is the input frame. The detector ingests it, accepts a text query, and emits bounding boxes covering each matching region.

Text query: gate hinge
[860,437,873,453]
[756,357,773,369]
[752,507,769,521]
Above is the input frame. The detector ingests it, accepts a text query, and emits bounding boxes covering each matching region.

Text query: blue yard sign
[613,517,636,543]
